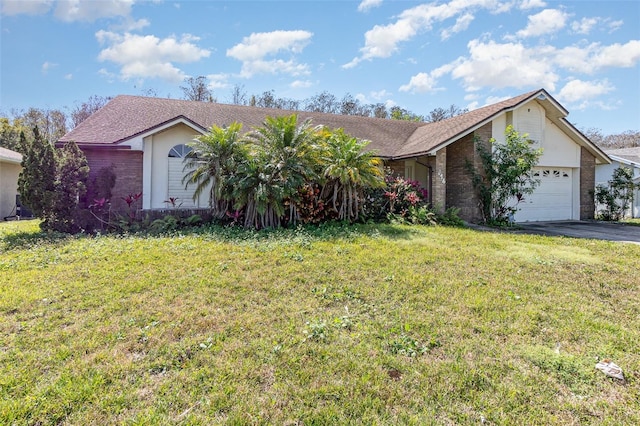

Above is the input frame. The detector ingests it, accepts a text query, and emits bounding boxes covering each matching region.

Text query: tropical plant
[242,115,323,226]
[320,129,385,221]
[467,125,543,225]
[184,122,247,219]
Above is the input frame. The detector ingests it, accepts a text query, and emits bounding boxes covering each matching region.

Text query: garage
[515,167,574,222]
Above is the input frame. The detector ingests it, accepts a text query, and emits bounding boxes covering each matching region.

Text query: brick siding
[444,123,492,222]
[84,148,143,212]
[580,147,596,220]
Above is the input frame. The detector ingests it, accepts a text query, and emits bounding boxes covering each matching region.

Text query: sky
[1,0,639,135]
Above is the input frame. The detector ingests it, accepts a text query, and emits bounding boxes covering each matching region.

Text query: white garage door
[515,167,573,222]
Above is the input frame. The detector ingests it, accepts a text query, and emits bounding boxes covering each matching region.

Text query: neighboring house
[595,147,640,218]
[58,88,609,223]
[0,147,22,220]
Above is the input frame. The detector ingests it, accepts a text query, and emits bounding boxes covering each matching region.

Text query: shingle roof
[394,90,540,158]
[59,95,424,157]
[0,147,22,163]
[605,147,640,165]
[59,89,607,162]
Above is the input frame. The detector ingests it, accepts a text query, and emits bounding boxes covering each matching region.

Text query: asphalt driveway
[514,221,640,244]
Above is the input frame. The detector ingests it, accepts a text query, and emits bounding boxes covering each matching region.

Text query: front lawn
[1,221,639,424]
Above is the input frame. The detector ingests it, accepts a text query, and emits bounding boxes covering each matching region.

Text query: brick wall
[385,160,405,177]
[84,148,143,211]
[580,147,596,220]
[444,123,491,222]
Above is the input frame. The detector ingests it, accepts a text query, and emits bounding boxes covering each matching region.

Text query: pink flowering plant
[362,168,430,222]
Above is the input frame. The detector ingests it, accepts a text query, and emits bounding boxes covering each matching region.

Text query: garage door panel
[515,167,573,222]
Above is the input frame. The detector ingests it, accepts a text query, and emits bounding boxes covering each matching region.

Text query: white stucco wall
[142,123,209,209]
[0,161,21,219]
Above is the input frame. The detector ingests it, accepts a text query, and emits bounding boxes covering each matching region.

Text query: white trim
[117,117,205,151]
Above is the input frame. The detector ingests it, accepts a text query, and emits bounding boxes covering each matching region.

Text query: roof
[59,89,608,162]
[0,147,22,164]
[394,90,540,158]
[605,147,640,166]
[59,95,423,157]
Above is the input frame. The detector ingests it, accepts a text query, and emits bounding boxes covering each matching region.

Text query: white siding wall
[0,161,21,218]
[143,123,209,209]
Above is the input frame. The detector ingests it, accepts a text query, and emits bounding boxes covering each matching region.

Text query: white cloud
[557,79,614,104]
[112,17,150,32]
[571,17,599,35]
[449,39,559,91]
[519,0,546,9]
[227,30,313,78]
[291,80,313,89]
[344,0,504,68]
[1,0,53,15]
[96,31,210,82]
[64,73,73,80]
[54,0,134,22]
[399,72,440,93]
[358,0,383,13]
[41,61,58,74]
[515,8,568,38]
[206,74,229,90]
[441,13,474,40]
[608,19,623,33]
[553,40,640,73]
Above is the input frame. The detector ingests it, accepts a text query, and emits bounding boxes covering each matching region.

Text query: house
[596,147,640,218]
[58,88,609,223]
[0,147,22,220]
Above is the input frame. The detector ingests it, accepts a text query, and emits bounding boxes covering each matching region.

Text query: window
[168,144,192,158]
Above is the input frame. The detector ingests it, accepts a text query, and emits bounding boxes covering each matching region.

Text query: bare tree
[70,95,112,128]
[180,76,214,102]
[303,91,339,114]
[425,104,468,122]
[228,84,248,105]
[583,128,640,148]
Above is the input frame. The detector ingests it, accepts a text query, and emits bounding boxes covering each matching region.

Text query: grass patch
[1,220,639,424]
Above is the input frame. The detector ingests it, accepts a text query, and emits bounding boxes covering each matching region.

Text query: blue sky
[1,0,639,134]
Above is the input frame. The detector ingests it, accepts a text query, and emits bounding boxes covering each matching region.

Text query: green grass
[1,220,639,425]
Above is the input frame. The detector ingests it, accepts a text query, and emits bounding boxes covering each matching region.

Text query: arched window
[168,144,192,158]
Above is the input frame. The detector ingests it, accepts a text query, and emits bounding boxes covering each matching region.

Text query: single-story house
[0,147,22,220]
[595,147,640,218]
[58,88,609,223]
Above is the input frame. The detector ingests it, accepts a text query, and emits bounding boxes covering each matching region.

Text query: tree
[320,129,385,221]
[12,107,67,143]
[180,76,214,102]
[51,141,89,233]
[17,127,57,228]
[303,91,339,114]
[184,122,248,218]
[467,125,543,225]
[70,95,111,128]
[0,117,27,152]
[390,106,424,122]
[594,166,636,220]
[425,104,468,123]
[228,84,248,105]
[241,115,322,227]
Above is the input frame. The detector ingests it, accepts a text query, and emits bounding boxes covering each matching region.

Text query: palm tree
[320,129,385,221]
[243,114,323,225]
[183,122,247,218]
